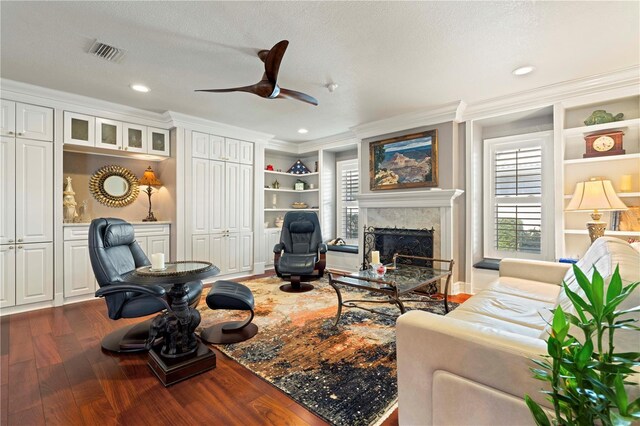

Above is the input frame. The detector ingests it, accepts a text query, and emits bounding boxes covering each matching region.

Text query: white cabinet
[64,111,95,146]
[1,100,53,141]
[191,131,253,165]
[264,229,281,267]
[15,242,54,305]
[0,101,54,310]
[0,137,16,245]
[0,245,16,308]
[189,131,254,276]
[62,223,171,299]
[64,112,169,157]
[95,117,123,151]
[16,139,54,243]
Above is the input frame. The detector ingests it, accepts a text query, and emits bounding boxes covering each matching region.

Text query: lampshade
[566,178,627,212]
[138,166,162,186]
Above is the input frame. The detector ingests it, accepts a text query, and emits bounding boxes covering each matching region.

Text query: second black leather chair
[89,218,203,353]
[273,211,327,292]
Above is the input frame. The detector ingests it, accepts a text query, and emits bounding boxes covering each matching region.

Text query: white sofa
[396,237,640,426]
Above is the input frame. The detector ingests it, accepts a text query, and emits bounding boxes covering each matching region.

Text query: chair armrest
[95,283,166,298]
[396,310,550,425]
[273,242,284,254]
[318,243,328,254]
[499,258,571,285]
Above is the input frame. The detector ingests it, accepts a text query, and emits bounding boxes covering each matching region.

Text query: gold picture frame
[89,165,140,207]
[369,129,438,190]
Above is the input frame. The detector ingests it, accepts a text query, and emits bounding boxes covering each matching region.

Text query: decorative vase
[63,176,78,223]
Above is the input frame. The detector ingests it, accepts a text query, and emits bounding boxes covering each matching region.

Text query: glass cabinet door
[63,112,95,147]
[122,122,147,153]
[95,118,122,151]
[148,127,170,156]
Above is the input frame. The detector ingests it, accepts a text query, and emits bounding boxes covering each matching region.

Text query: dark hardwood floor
[1,282,470,426]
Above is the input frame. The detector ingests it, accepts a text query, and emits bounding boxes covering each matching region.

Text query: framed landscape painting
[369,129,438,190]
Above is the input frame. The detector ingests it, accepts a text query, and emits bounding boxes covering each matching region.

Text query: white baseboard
[450,281,473,295]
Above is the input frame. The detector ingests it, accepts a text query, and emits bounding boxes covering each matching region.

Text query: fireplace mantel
[358,189,463,208]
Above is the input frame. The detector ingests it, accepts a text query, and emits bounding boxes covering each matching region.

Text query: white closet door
[15,242,53,305]
[191,234,210,263]
[0,100,15,137]
[225,162,240,233]
[63,240,97,298]
[0,137,15,245]
[16,103,53,142]
[15,139,53,243]
[239,232,253,272]
[191,158,210,234]
[210,160,226,234]
[225,138,240,162]
[239,164,253,233]
[210,233,226,275]
[192,131,210,159]
[226,233,240,275]
[0,245,16,308]
[210,135,225,161]
[239,141,254,165]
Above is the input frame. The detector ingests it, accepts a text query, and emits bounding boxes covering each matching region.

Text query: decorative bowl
[291,202,308,209]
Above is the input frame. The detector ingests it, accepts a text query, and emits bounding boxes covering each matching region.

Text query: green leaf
[591,267,605,317]
[552,306,567,334]
[614,374,629,414]
[575,340,593,370]
[563,283,593,319]
[610,411,633,426]
[606,265,623,303]
[572,263,594,303]
[547,336,563,359]
[525,395,551,426]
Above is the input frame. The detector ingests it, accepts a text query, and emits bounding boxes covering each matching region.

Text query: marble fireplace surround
[357,189,464,267]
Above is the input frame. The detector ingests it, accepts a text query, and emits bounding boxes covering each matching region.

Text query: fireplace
[361,225,434,270]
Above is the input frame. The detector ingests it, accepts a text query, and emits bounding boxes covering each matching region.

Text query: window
[483,131,553,260]
[336,159,359,243]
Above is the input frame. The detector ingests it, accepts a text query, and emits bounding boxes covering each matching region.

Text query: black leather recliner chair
[89,218,203,353]
[273,212,327,293]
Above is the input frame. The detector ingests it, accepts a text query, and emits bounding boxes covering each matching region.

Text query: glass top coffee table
[327,255,454,326]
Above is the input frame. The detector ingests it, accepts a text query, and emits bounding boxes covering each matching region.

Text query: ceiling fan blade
[265,40,289,85]
[277,88,318,106]
[195,84,258,94]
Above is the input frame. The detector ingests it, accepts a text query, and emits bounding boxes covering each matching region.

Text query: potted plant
[525,265,639,425]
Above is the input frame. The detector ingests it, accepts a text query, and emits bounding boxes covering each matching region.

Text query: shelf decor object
[583,109,624,126]
[287,159,311,174]
[566,177,628,243]
[89,165,140,208]
[138,166,162,222]
[583,130,625,158]
[63,176,78,223]
[620,175,633,192]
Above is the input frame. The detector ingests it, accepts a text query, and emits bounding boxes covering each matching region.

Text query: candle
[371,250,380,265]
[620,175,633,192]
[151,253,165,270]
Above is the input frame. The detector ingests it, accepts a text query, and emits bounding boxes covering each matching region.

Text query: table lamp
[139,166,162,222]
[566,177,627,243]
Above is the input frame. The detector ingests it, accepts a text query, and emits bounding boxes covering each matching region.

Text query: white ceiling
[1,1,638,142]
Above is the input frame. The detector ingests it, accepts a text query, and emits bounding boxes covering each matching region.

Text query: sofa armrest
[396,310,550,426]
[499,258,571,285]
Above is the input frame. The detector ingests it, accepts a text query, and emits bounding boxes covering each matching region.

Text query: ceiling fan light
[298,128,309,134]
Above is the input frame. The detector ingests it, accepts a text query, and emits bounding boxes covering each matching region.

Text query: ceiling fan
[195,40,318,106]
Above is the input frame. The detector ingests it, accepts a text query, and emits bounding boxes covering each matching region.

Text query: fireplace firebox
[361,225,434,270]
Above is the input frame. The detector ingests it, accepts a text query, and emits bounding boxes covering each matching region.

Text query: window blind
[493,146,542,254]
[340,166,359,240]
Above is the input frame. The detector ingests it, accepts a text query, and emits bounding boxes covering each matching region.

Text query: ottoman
[200,280,258,344]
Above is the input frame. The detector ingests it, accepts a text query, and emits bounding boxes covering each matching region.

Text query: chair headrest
[103,223,135,247]
[290,220,314,234]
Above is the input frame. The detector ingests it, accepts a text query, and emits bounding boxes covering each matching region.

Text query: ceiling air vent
[88,40,125,63]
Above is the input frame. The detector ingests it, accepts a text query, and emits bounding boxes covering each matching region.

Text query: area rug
[196,276,459,426]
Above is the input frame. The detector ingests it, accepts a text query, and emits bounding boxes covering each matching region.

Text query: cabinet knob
[18,132,24,136]
[8,246,14,250]
[17,245,23,249]
[17,238,23,242]
[8,239,14,243]
[8,131,14,135]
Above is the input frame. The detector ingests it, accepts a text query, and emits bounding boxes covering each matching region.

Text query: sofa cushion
[487,277,561,304]
[450,290,554,331]
[446,309,544,338]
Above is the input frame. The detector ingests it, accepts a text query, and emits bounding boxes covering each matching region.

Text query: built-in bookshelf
[558,94,640,259]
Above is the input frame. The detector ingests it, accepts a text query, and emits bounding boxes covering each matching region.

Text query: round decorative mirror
[89,165,140,207]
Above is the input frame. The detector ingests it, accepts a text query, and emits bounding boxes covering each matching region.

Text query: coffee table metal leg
[328,279,343,326]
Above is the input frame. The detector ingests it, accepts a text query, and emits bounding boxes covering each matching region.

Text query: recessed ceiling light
[298,128,309,134]
[512,66,535,76]
[130,84,150,93]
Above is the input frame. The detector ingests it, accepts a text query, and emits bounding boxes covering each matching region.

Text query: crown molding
[166,111,274,142]
[265,138,298,152]
[0,79,173,127]
[463,66,640,121]
[296,131,359,153]
[351,100,466,141]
